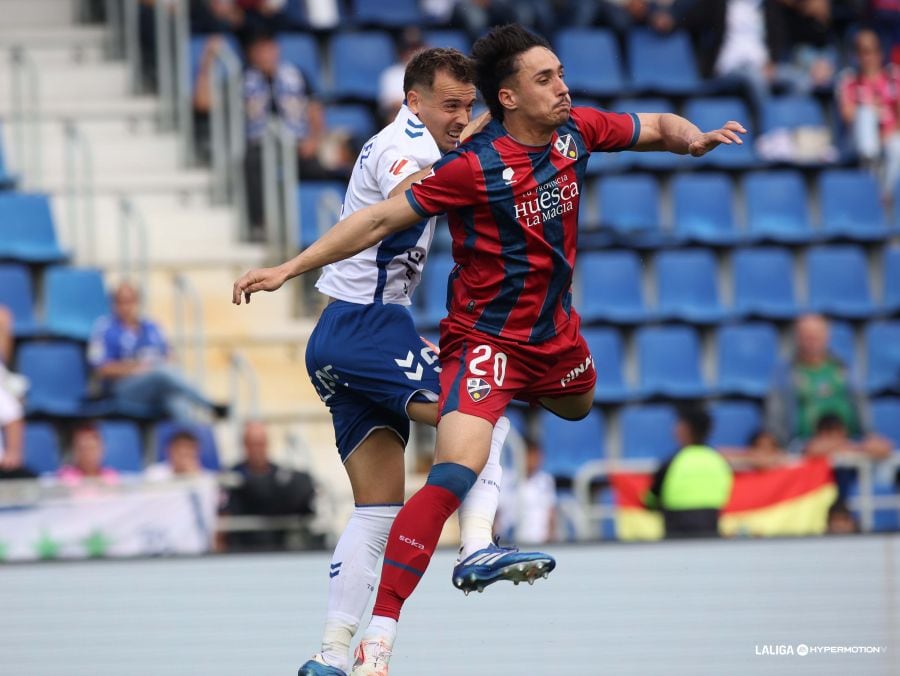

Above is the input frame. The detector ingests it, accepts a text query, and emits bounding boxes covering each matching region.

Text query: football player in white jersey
[288,49,554,676]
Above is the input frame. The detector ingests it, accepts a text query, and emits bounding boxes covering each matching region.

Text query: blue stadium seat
[682,97,757,168]
[806,246,875,319]
[422,30,470,53]
[277,33,322,92]
[620,404,677,460]
[0,264,40,336]
[16,341,87,416]
[0,125,17,189]
[715,323,779,397]
[329,31,395,101]
[870,397,900,449]
[732,247,799,319]
[352,0,422,27]
[708,401,762,448]
[581,327,630,402]
[0,193,67,263]
[865,321,900,393]
[578,250,653,324]
[155,421,221,471]
[636,325,708,398]
[417,251,454,328]
[23,422,61,475]
[671,173,740,245]
[596,174,663,245]
[884,246,900,313]
[555,28,624,97]
[540,408,606,479]
[655,249,729,323]
[761,95,825,133]
[99,420,143,473]
[189,34,241,86]
[744,170,815,244]
[828,320,856,373]
[819,169,890,241]
[628,29,700,95]
[324,104,377,141]
[296,182,345,248]
[43,266,110,341]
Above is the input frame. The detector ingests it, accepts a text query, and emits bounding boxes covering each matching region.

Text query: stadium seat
[628,29,700,95]
[277,33,322,92]
[324,104,377,142]
[0,193,67,263]
[352,0,422,27]
[329,31,395,101]
[870,397,900,449]
[0,126,17,189]
[555,28,624,97]
[296,182,345,248]
[0,264,40,336]
[655,249,729,323]
[884,246,900,313]
[806,246,876,319]
[864,321,900,393]
[23,422,61,475]
[671,173,741,246]
[422,30,470,54]
[189,34,241,85]
[732,247,799,319]
[417,251,454,328]
[708,401,762,448]
[744,170,816,244]
[581,327,630,402]
[828,320,856,373]
[682,97,757,168]
[715,323,779,397]
[99,421,144,473]
[620,403,677,460]
[595,174,664,245]
[540,408,606,479]
[578,250,653,324]
[16,341,88,416]
[154,421,221,471]
[761,95,825,133]
[43,266,110,341]
[636,325,708,398]
[819,169,890,241]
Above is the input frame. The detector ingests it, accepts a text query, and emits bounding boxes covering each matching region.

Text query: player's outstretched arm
[232,193,421,305]
[634,113,746,157]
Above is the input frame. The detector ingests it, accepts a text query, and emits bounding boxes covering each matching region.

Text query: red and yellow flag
[611,457,838,541]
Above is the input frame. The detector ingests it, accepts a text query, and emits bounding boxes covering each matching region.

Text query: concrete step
[0,94,160,120]
[0,0,80,28]
[31,131,182,175]
[0,39,106,67]
[0,25,107,48]
[0,61,130,102]
[39,167,213,197]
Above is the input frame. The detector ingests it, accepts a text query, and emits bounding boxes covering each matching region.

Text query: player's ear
[406,89,421,114]
[498,86,517,115]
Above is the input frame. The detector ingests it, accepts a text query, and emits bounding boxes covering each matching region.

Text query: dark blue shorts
[305,300,441,462]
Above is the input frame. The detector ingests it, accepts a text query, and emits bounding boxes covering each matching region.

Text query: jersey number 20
[469,344,507,387]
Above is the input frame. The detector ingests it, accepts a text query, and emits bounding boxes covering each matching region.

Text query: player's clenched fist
[232,265,290,305]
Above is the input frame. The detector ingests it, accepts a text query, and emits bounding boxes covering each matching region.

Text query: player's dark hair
[169,430,199,447]
[676,404,712,445]
[403,47,475,95]
[815,413,845,434]
[471,23,552,122]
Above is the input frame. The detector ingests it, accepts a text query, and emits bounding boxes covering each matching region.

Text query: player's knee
[425,462,477,501]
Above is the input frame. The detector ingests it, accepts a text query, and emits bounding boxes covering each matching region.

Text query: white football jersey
[316,104,441,306]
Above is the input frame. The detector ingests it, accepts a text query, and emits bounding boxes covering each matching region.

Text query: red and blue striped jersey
[406,107,640,344]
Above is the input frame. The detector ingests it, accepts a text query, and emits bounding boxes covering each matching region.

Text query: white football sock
[362,615,398,645]
[457,415,509,560]
[319,504,400,671]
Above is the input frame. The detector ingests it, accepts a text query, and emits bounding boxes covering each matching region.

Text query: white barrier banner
[0,478,218,562]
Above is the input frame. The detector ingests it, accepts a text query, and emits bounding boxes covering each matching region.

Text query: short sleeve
[406,151,478,218]
[571,107,640,152]
[375,149,425,199]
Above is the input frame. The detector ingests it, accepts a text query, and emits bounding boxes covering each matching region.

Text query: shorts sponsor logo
[560,355,593,388]
[467,377,491,402]
[399,535,424,550]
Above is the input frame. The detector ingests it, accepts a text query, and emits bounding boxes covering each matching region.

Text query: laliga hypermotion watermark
[755,643,888,656]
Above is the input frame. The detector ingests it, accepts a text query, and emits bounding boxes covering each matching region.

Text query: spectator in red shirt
[837,27,900,198]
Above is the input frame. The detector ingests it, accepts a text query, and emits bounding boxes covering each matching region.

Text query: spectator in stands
[643,405,734,538]
[767,314,888,451]
[496,436,557,544]
[189,0,289,37]
[145,429,205,480]
[826,499,860,534]
[0,374,25,477]
[768,0,838,94]
[0,305,27,400]
[378,28,426,126]
[805,413,891,461]
[871,0,900,63]
[837,27,900,199]
[223,420,316,550]
[57,423,119,485]
[721,429,791,470]
[450,0,524,43]
[88,282,220,423]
